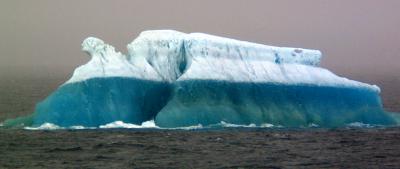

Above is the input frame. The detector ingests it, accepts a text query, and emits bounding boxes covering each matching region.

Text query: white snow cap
[65,36,160,84]
[64,30,379,92]
[185,33,322,66]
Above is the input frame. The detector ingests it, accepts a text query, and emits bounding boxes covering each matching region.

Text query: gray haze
[0,0,399,80]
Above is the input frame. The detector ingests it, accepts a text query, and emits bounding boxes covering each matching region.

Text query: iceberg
[3,30,397,128]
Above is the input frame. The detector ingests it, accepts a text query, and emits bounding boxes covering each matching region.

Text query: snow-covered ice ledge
[65,30,379,92]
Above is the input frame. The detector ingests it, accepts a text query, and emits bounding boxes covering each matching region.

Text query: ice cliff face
[4,30,395,128]
[127,30,188,82]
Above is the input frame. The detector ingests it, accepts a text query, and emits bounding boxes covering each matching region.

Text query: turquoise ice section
[8,77,396,128]
[155,80,395,127]
[32,77,171,127]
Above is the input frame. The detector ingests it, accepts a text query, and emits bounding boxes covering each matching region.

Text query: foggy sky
[0,0,399,79]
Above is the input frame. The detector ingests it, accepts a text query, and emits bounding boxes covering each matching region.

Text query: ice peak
[81,37,121,57]
[82,37,105,55]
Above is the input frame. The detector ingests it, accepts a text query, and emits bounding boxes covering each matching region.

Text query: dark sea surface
[1,128,400,169]
[0,74,400,168]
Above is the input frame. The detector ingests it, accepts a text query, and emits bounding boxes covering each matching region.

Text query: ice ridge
[65,30,377,92]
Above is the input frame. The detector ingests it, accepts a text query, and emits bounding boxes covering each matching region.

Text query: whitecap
[347,122,373,128]
[219,121,256,128]
[260,123,275,128]
[24,123,64,130]
[69,125,96,130]
[171,124,204,130]
[308,123,319,128]
[99,120,159,129]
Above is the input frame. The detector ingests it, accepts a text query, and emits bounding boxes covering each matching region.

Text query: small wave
[25,123,64,130]
[69,126,96,130]
[23,120,280,130]
[219,121,256,128]
[260,123,275,128]
[218,121,275,128]
[170,124,204,130]
[23,121,386,130]
[24,120,160,130]
[346,122,375,128]
[99,120,159,129]
[308,123,319,128]
[162,122,276,130]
